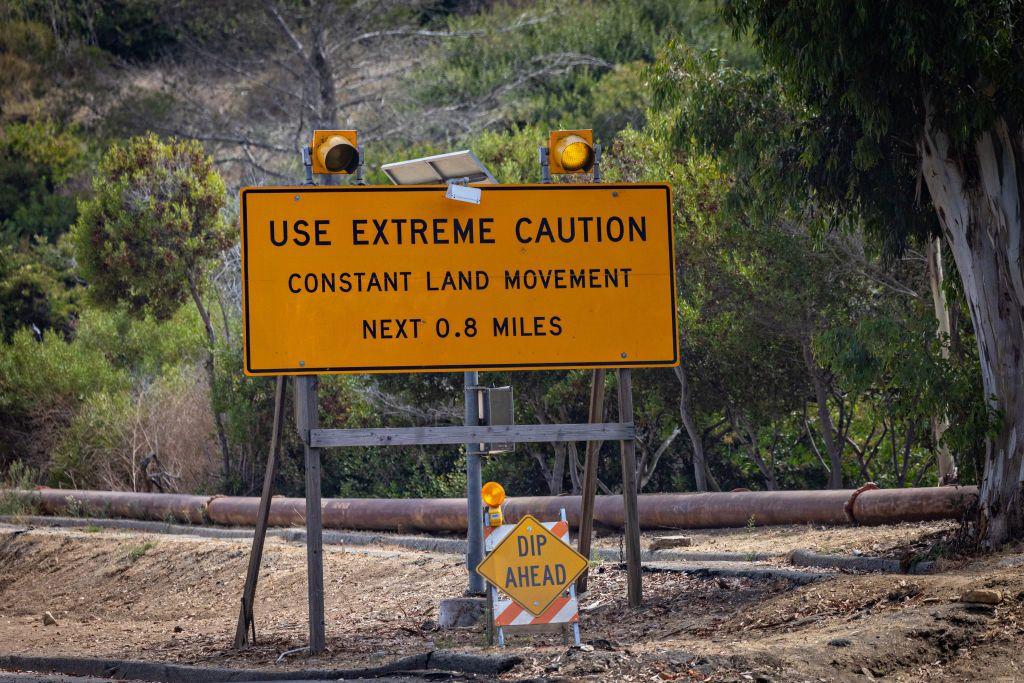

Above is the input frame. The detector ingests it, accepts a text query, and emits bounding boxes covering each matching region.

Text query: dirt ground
[594,521,962,559]
[0,522,1022,682]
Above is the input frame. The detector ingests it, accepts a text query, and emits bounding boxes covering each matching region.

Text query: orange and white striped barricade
[482,508,582,647]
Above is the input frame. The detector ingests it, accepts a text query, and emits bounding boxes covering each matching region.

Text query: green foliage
[0,237,82,340]
[75,304,205,379]
[118,539,157,563]
[0,121,87,246]
[74,134,231,320]
[49,388,130,488]
[86,0,182,63]
[816,305,990,486]
[0,303,205,485]
[651,43,934,255]
[471,124,547,183]
[0,327,127,419]
[0,326,128,470]
[0,13,59,121]
[410,0,755,138]
[688,2,1024,253]
[723,1,1023,148]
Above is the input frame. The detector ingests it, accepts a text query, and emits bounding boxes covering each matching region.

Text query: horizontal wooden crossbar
[309,423,634,448]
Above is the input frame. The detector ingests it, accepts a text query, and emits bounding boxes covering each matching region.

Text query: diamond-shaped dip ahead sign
[476,514,589,617]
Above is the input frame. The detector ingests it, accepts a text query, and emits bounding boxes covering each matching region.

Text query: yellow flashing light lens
[557,135,594,172]
[318,135,358,173]
[482,481,506,507]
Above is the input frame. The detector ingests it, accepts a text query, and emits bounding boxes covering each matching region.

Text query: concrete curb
[0,652,522,682]
[643,560,830,585]
[788,549,935,575]
[638,550,778,563]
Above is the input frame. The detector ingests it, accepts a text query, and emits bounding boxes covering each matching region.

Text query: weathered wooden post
[294,375,325,653]
[234,375,286,647]
[617,369,643,607]
[576,368,606,593]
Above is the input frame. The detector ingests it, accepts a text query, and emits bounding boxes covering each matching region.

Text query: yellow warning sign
[475,514,589,617]
[239,184,677,375]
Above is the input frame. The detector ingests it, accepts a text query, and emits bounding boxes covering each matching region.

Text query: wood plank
[576,368,606,594]
[310,422,633,448]
[296,376,326,654]
[617,368,643,608]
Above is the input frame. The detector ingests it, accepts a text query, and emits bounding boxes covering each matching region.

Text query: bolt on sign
[239,184,677,375]
[475,514,589,617]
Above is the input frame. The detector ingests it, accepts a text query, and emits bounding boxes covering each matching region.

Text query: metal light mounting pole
[302,146,315,185]
[465,372,486,595]
[354,144,366,186]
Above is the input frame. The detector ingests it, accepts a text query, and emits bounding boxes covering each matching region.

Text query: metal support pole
[301,146,315,186]
[592,144,602,183]
[575,368,606,594]
[354,144,366,186]
[295,376,326,653]
[464,371,485,595]
[561,507,582,646]
[538,146,551,184]
[234,375,286,648]
[617,369,642,607]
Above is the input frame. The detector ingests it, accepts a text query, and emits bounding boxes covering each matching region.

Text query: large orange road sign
[240,184,677,375]
[476,514,588,617]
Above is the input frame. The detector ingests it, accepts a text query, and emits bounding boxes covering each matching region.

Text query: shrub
[73,133,231,321]
[50,366,219,491]
[0,327,127,472]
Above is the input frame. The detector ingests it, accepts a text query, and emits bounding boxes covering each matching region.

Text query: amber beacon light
[548,129,595,174]
[482,481,506,526]
[311,130,359,174]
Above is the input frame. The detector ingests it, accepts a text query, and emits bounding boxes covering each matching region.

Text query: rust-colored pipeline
[28,488,209,525]
[7,486,977,532]
[851,486,977,525]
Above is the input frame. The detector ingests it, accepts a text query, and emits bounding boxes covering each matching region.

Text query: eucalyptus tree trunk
[919,112,1024,547]
[802,339,844,489]
[673,363,709,491]
[925,236,958,484]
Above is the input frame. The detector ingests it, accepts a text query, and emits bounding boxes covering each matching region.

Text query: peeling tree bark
[919,110,1024,546]
[925,235,959,484]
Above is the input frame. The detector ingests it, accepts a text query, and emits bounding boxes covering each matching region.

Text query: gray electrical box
[482,386,514,453]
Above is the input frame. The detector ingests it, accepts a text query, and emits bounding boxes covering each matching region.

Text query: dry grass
[88,368,220,493]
